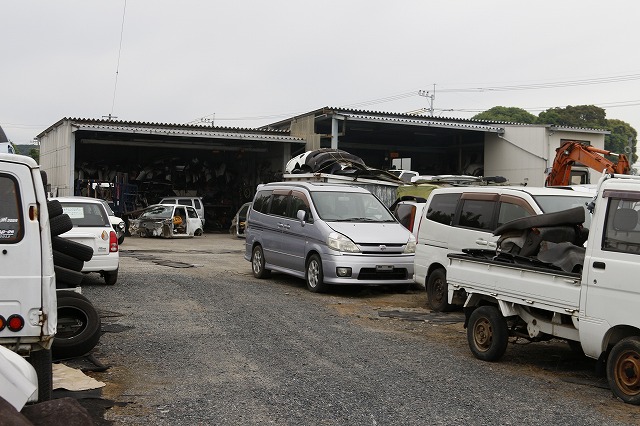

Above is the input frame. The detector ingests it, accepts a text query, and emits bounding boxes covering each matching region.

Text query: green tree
[472,106,537,124]
[537,105,608,129]
[606,119,637,164]
[28,147,40,163]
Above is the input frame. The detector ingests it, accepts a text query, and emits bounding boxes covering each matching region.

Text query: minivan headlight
[404,234,416,253]
[327,232,360,253]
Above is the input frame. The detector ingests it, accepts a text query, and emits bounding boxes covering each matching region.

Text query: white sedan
[52,196,120,285]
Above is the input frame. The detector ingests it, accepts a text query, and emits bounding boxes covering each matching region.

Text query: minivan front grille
[358,243,405,254]
[358,268,408,280]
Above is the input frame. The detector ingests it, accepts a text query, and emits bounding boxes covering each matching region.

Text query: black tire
[53,250,84,272]
[54,265,84,287]
[607,336,640,404]
[251,245,270,278]
[47,199,63,219]
[306,254,326,293]
[28,348,52,402]
[51,235,94,262]
[118,234,125,245]
[427,268,452,312]
[50,214,73,236]
[104,268,118,286]
[53,292,101,360]
[467,306,509,362]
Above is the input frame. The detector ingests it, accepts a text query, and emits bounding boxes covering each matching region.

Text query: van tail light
[109,231,119,252]
[7,314,24,332]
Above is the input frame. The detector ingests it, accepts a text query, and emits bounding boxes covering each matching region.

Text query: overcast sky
[2,1,640,157]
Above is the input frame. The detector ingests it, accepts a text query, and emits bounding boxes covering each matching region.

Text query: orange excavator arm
[545,141,631,186]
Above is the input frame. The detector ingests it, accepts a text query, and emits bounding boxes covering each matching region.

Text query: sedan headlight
[404,234,416,253]
[327,232,360,253]
[117,221,125,230]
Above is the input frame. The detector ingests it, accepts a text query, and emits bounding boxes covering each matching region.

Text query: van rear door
[0,162,43,341]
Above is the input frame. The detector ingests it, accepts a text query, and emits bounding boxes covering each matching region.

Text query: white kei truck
[0,153,56,405]
[446,172,640,404]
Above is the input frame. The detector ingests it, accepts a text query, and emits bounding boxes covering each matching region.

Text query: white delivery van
[0,153,56,402]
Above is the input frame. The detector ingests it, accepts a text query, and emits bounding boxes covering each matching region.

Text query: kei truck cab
[0,153,56,404]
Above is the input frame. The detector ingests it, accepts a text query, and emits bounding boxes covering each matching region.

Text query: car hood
[327,222,411,244]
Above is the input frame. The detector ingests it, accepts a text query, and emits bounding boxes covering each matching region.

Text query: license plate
[376,265,393,272]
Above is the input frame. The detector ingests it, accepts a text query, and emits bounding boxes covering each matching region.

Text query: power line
[191,72,640,124]
[107,0,127,121]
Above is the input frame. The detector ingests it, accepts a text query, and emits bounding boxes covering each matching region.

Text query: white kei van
[414,185,594,311]
[0,153,56,402]
[245,181,416,292]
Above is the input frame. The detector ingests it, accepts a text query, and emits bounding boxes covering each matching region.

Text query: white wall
[38,120,75,196]
[484,126,607,187]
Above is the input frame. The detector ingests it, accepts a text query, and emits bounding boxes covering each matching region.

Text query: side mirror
[296,209,307,226]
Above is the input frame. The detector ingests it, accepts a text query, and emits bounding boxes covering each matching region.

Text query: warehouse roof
[38,117,305,143]
[266,106,610,135]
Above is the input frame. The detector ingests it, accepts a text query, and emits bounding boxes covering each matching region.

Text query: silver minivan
[244,181,416,292]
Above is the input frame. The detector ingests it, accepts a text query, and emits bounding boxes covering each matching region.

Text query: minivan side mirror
[296,209,307,226]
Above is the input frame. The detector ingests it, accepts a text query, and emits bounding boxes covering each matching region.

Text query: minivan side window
[252,191,272,213]
[288,191,312,222]
[497,202,531,227]
[178,199,191,206]
[194,199,202,209]
[458,199,495,230]
[269,194,289,217]
[163,198,176,204]
[426,193,460,225]
[0,174,23,243]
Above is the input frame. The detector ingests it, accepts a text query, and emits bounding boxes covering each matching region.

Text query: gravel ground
[73,233,640,425]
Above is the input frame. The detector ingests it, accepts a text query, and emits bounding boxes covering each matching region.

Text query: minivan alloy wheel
[306,254,326,293]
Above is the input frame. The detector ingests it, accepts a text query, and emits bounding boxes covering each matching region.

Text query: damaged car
[130,204,204,238]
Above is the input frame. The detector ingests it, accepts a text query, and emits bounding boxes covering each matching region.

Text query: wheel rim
[473,317,493,352]
[252,249,262,274]
[432,277,445,304]
[57,307,87,339]
[308,260,319,288]
[614,349,640,396]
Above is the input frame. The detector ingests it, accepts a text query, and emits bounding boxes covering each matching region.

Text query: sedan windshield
[311,191,396,222]
[139,205,173,219]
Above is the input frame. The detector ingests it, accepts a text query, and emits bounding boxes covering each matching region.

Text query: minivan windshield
[532,195,593,228]
[311,191,396,222]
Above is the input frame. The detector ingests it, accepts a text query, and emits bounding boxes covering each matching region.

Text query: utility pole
[418,84,436,116]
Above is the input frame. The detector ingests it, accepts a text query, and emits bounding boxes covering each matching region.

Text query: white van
[414,185,594,311]
[0,153,56,402]
[245,181,416,292]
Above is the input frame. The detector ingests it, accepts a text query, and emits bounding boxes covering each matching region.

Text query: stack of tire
[47,199,102,360]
